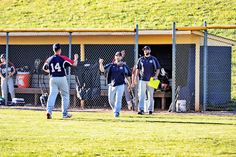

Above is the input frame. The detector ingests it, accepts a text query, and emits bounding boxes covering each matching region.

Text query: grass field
[0,109,236,157]
[0,0,235,98]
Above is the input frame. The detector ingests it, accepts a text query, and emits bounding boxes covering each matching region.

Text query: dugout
[0,29,235,111]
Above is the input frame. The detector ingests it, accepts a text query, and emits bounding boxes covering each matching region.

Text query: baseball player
[112,50,133,110]
[134,46,160,115]
[99,51,131,118]
[0,54,16,101]
[43,43,78,119]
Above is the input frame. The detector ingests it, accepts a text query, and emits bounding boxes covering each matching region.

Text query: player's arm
[154,58,161,79]
[99,58,105,72]
[42,62,50,73]
[134,68,140,84]
[133,58,141,85]
[0,69,4,79]
[155,69,160,79]
[9,62,16,77]
[72,54,79,67]
[124,65,132,89]
[62,54,78,67]
[131,66,136,86]
[0,64,5,79]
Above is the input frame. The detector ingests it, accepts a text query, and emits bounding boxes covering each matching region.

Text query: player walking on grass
[99,51,132,118]
[133,46,160,115]
[112,50,133,110]
[43,43,78,119]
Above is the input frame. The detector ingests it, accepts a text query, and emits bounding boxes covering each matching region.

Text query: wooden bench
[15,88,171,109]
[14,74,171,110]
[14,88,77,107]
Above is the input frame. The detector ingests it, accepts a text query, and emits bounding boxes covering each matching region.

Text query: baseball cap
[0,54,6,59]
[53,43,61,52]
[142,46,151,51]
[115,51,122,56]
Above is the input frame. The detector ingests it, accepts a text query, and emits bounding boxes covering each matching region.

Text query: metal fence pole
[68,32,72,88]
[203,21,208,112]
[5,32,9,105]
[134,24,139,111]
[172,22,176,112]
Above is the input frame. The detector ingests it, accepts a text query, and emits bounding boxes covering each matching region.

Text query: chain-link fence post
[68,32,72,89]
[171,22,176,112]
[203,21,208,112]
[5,32,9,105]
[68,32,72,107]
[134,24,139,111]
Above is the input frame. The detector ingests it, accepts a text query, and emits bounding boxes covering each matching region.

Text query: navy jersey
[0,62,15,78]
[105,63,131,87]
[43,55,74,77]
[136,56,161,81]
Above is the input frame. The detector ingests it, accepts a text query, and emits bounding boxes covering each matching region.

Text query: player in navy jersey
[133,46,160,115]
[99,51,132,118]
[112,50,133,110]
[43,43,78,119]
[0,54,16,101]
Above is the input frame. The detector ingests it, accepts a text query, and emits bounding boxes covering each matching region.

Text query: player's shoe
[138,110,144,115]
[63,113,72,119]
[114,112,120,118]
[47,113,52,119]
[149,111,153,115]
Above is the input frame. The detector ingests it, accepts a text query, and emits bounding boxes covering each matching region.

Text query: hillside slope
[0,0,235,38]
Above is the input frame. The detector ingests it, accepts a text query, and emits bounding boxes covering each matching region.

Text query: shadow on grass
[58,117,236,126]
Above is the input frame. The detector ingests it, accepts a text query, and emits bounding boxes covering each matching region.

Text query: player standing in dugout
[0,54,16,101]
[133,46,161,115]
[43,43,78,119]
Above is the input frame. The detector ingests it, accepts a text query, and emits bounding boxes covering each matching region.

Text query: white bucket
[176,100,187,112]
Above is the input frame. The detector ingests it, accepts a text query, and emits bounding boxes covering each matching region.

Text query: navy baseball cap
[142,46,151,51]
[53,43,61,52]
[0,54,6,59]
[115,51,122,56]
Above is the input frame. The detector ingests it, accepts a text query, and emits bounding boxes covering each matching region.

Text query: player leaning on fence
[99,51,132,118]
[43,43,78,119]
[0,54,16,101]
[133,46,161,115]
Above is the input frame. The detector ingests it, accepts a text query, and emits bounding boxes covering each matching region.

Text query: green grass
[0,109,236,156]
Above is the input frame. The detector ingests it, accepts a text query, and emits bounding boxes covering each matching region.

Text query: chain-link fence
[0,30,138,110]
[203,28,236,111]
[172,24,196,112]
[0,25,235,112]
[173,23,236,112]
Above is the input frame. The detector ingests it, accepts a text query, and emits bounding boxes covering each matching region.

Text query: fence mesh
[174,28,236,112]
[0,32,137,110]
[1,28,235,112]
[175,36,196,112]
[204,29,236,111]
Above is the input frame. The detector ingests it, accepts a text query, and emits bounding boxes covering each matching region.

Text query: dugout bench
[14,75,171,109]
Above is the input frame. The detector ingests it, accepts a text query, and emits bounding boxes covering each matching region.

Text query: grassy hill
[0,0,235,38]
